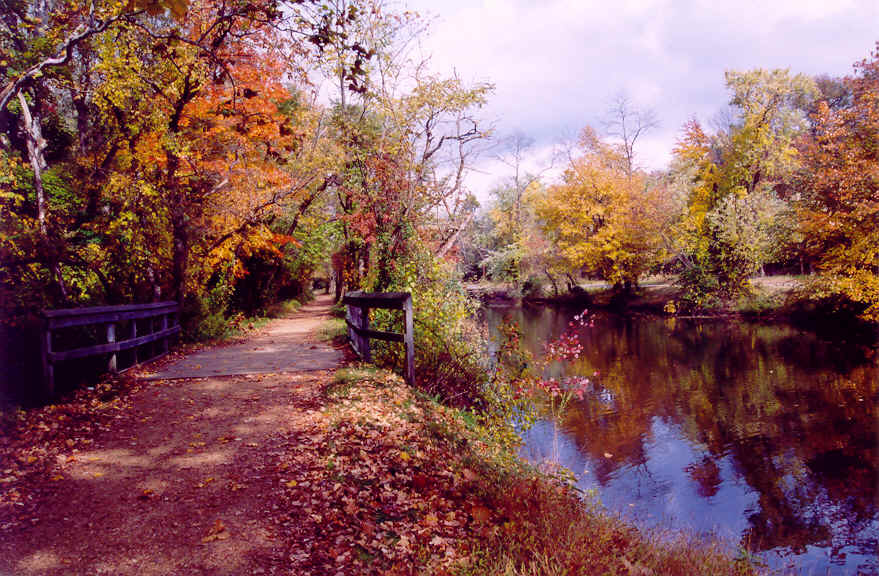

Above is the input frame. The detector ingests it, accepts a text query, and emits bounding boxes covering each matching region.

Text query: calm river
[484,306,878,575]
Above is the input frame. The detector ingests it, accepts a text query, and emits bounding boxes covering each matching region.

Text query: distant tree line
[462,45,878,321]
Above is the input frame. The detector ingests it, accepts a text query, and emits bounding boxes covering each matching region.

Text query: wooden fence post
[403,295,414,386]
[360,306,371,363]
[161,314,169,355]
[346,305,354,354]
[41,317,54,398]
[107,323,117,373]
[129,319,138,365]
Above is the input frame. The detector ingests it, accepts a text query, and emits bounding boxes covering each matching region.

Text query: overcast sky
[405,0,878,201]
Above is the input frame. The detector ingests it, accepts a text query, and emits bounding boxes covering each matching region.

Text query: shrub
[521,275,544,299]
[367,247,491,409]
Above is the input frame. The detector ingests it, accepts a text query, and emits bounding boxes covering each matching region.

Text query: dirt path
[0,296,344,575]
[146,296,343,379]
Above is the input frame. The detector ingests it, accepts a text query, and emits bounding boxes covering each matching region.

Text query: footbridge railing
[41,302,180,397]
[342,291,414,385]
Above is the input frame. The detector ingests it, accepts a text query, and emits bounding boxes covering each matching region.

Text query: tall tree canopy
[796,43,879,321]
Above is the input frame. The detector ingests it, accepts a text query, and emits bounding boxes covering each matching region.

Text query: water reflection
[484,306,878,575]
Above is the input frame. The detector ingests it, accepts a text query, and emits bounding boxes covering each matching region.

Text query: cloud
[406,0,877,201]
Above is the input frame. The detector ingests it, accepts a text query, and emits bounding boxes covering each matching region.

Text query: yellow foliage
[533,132,666,286]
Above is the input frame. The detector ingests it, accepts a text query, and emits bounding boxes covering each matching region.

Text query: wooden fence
[342,291,414,385]
[41,302,180,397]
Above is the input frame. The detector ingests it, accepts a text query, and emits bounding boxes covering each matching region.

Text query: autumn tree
[304,0,492,295]
[478,133,555,291]
[669,69,817,306]
[533,128,667,290]
[796,44,879,321]
[603,94,658,177]
[0,0,378,333]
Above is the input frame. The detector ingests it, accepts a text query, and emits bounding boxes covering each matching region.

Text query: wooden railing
[342,291,414,385]
[41,302,180,397]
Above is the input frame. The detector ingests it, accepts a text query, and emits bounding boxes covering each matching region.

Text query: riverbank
[468,276,796,314]
[289,366,758,575]
[469,276,878,342]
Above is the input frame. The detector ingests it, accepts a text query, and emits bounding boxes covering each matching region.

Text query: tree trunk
[544,268,559,296]
[436,211,474,258]
[147,266,162,301]
[18,92,48,237]
[172,211,188,303]
[334,268,344,303]
[332,251,346,303]
[18,91,67,300]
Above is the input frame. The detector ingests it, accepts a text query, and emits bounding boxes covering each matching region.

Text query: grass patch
[318,316,347,343]
[326,366,384,399]
[265,298,302,318]
[220,313,272,341]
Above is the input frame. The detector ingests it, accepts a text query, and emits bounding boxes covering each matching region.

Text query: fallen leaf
[202,519,230,543]
[397,534,411,551]
[471,505,490,523]
[285,480,297,488]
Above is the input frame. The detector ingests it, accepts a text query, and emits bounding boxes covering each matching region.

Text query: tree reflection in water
[485,306,877,575]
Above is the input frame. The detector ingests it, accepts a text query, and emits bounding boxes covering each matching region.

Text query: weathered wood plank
[345,319,405,343]
[130,318,138,365]
[47,326,181,362]
[160,314,169,355]
[42,301,178,318]
[359,306,371,362]
[403,296,414,386]
[107,323,117,373]
[343,291,409,310]
[41,317,53,398]
[45,304,178,329]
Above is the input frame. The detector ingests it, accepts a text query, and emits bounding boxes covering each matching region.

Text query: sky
[405,0,878,202]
